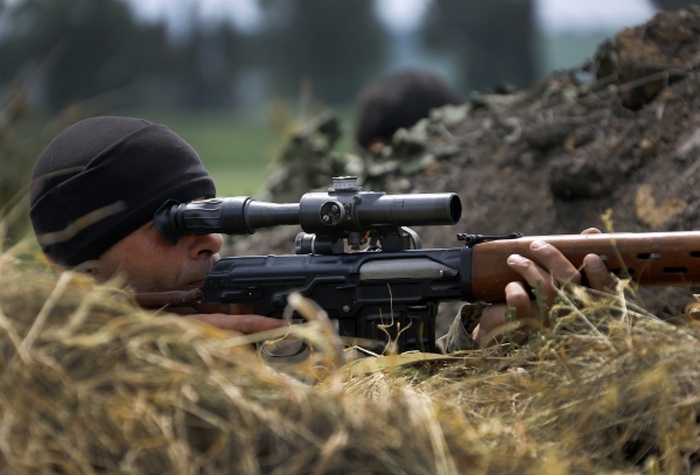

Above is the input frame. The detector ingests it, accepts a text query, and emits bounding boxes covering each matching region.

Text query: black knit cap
[29,116,216,267]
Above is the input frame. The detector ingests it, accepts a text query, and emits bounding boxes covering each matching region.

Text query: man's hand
[473,228,616,346]
[186,313,290,335]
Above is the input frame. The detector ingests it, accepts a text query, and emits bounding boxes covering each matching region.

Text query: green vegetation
[0,86,52,244]
[123,107,357,198]
[123,109,283,197]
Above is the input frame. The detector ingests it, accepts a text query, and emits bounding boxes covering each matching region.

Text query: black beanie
[29,116,216,267]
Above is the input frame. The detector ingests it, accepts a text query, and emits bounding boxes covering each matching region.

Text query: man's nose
[188,233,224,258]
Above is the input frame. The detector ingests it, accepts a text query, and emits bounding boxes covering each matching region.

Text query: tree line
[0,0,386,111]
[0,0,690,112]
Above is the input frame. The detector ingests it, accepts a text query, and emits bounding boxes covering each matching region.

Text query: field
[125,108,356,198]
[121,109,281,197]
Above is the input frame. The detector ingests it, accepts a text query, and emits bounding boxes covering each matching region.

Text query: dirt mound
[367,7,700,322]
[382,7,700,239]
[235,7,700,328]
[245,7,700,244]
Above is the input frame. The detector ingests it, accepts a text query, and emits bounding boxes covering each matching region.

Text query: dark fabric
[29,116,216,267]
[355,69,462,150]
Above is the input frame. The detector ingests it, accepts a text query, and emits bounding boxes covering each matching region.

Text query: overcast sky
[126,0,658,36]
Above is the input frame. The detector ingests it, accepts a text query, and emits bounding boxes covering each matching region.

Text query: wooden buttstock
[135,287,253,315]
[470,231,700,303]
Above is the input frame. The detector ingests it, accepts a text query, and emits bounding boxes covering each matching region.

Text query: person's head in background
[354,69,462,153]
[29,116,223,291]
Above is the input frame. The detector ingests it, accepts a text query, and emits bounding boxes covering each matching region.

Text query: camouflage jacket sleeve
[436,303,486,353]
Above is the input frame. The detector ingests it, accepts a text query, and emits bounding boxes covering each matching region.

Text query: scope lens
[449,195,462,223]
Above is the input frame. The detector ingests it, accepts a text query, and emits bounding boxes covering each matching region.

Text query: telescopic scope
[154,177,462,244]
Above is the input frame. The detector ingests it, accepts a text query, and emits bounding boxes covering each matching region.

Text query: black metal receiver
[203,247,471,352]
[154,176,466,352]
[199,234,525,353]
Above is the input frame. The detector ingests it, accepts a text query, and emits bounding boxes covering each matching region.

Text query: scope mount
[294,224,423,255]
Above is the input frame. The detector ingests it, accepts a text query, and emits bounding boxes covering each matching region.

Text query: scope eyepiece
[153,199,184,244]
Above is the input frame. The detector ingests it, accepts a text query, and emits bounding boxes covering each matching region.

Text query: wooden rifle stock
[469,231,700,302]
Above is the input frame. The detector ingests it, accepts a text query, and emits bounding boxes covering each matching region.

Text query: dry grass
[1,240,700,474]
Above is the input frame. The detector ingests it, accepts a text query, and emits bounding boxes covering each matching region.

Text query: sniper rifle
[136,177,700,352]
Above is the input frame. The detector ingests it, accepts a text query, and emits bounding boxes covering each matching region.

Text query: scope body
[153,177,462,252]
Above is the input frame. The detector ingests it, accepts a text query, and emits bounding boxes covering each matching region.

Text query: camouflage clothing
[259,109,363,203]
[436,303,486,353]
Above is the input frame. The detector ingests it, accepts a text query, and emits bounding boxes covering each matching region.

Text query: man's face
[90,220,224,290]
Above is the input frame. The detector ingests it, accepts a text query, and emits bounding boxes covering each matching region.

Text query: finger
[583,253,616,291]
[507,252,558,306]
[476,305,508,340]
[506,280,551,330]
[471,322,483,345]
[529,240,582,286]
[505,281,533,322]
[475,283,534,346]
[581,227,602,235]
[475,301,517,346]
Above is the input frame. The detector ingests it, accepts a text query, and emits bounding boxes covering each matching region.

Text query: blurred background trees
[256,0,386,105]
[3,0,688,113]
[0,0,695,243]
[422,0,536,93]
[0,0,386,112]
[0,0,172,110]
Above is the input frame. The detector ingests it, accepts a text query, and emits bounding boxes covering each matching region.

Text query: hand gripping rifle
[138,177,700,353]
